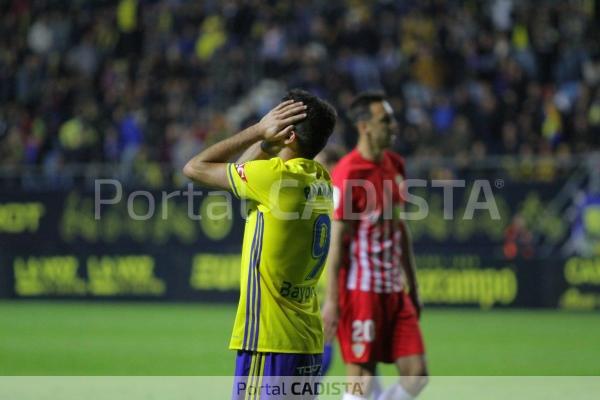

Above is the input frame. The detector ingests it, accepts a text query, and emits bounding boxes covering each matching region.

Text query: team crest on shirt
[235,163,247,181]
[352,343,366,358]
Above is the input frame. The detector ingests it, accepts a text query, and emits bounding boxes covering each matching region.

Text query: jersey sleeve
[227,158,283,206]
[386,151,406,179]
[395,155,406,179]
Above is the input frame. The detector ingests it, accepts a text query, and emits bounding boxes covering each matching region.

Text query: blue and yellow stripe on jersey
[227,157,333,354]
[242,211,263,351]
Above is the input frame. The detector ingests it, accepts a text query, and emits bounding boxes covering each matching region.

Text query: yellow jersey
[226,157,333,354]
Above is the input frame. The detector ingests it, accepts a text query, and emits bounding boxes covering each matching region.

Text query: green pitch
[0,302,598,376]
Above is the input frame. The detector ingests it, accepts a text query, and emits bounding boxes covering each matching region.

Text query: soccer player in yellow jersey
[183,89,337,398]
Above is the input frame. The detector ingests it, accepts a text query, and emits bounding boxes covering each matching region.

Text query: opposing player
[322,92,428,400]
[183,89,337,399]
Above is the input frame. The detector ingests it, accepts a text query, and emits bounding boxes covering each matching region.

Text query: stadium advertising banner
[1,182,599,310]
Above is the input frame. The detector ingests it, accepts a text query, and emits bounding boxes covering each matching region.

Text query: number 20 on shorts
[352,319,375,343]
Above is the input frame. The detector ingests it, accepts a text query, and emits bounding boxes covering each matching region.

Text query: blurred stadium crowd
[1,0,599,181]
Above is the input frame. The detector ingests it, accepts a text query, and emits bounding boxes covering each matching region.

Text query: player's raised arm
[182,100,307,189]
[322,219,352,342]
[235,142,266,164]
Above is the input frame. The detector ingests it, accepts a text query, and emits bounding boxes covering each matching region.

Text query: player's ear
[284,131,296,145]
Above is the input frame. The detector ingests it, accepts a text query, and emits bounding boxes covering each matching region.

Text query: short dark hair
[282,89,337,159]
[348,91,387,125]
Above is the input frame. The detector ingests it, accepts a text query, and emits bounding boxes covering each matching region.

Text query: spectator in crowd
[0,0,598,185]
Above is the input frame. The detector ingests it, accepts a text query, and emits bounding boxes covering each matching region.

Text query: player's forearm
[322,228,345,342]
[325,251,341,303]
[182,125,263,185]
[403,250,419,296]
[189,124,263,165]
[236,141,271,164]
[324,221,348,303]
[400,221,419,295]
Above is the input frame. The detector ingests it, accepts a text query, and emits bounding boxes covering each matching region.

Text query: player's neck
[357,140,383,162]
[277,147,300,161]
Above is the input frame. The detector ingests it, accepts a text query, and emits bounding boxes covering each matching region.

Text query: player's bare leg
[397,354,428,396]
[376,355,428,400]
[343,362,376,400]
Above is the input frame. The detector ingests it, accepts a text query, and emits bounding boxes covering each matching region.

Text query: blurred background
[1,0,600,377]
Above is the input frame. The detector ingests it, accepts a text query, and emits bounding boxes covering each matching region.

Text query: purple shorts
[232,351,323,400]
